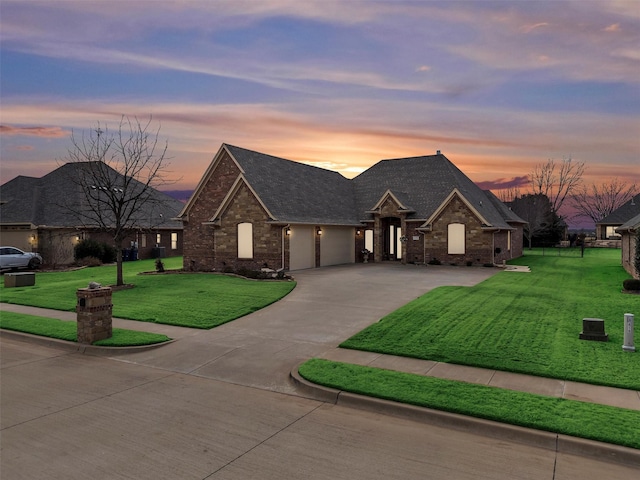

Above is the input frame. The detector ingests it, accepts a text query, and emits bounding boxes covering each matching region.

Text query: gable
[421,189,490,229]
[209,175,274,223]
[367,189,415,214]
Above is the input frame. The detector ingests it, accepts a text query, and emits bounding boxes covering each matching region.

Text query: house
[179,144,525,272]
[0,162,184,266]
[595,194,640,241]
[616,213,640,278]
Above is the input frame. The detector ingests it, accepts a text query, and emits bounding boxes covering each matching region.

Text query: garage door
[320,227,355,267]
[289,225,315,271]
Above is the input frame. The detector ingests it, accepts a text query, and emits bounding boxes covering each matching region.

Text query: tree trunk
[116,239,124,286]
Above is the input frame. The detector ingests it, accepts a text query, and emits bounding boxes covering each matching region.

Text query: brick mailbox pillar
[76,284,113,344]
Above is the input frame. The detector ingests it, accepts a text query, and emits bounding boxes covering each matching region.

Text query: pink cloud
[0,125,69,138]
[475,176,530,190]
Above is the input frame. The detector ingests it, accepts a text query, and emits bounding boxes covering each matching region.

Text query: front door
[382,217,402,261]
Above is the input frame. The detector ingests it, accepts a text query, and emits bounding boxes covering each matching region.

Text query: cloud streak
[0,125,69,138]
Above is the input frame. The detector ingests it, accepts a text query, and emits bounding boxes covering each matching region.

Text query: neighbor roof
[0,162,184,229]
[616,212,640,233]
[597,194,640,225]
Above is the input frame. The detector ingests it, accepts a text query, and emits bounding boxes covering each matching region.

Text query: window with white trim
[448,223,465,254]
[171,232,178,250]
[238,223,253,259]
[156,233,161,245]
[364,229,374,253]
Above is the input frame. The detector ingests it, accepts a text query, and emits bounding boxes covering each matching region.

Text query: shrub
[623,279,640,291]
[74,239,117,264]
[428,258,442,265]
[155,258,165,273]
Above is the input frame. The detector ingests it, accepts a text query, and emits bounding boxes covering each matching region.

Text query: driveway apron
[113,264,497,394]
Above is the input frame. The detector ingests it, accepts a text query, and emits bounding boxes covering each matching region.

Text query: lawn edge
[0,328,174,354]
[290,363,640,468]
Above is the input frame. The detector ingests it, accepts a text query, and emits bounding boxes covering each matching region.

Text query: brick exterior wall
[76,286,112,344]
[182,150,286,272]
[621,231,638,278]
[424,196,492,265]
[182,150,241,271]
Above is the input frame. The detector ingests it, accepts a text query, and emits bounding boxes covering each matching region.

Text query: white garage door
[289,225,315,271]
[320,227,355,267]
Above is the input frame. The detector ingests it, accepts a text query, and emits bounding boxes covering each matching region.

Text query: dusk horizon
[1,1,638,230]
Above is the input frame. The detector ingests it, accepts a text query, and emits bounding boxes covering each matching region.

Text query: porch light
[286,228,291,235]
[356,229,361,235]
[317,228,322,235]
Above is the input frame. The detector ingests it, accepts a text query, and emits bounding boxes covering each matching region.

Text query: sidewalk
[2,302,639,411]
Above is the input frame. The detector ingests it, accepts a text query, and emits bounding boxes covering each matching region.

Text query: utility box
[76,284,113,344]
[4,272,35,287]
[579,318,608,342]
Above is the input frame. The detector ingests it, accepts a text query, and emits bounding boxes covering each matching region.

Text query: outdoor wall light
[356,229,361,235]
[286,228,291,235]
[317,228,322,235]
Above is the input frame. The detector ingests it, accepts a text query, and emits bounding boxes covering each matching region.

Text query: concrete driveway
[112,263,497,393]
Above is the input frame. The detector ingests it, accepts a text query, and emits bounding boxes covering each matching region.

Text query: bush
[428,258,442,265]
[74,239,117,264]
[623,279,640,291]
[155,258,165,273]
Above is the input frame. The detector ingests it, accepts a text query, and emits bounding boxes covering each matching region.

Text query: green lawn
[1,258,296,329]
[299,359,640,449]
[340,248,640,390]
[0,311,170,346]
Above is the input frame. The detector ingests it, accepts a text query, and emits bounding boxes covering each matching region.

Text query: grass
[0,257,296,329]
[340,248,640,390]
[299,359,640,449]
[0,311,170,346]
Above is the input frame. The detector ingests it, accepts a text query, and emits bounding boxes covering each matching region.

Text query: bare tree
[60,116,173,286]
[571,178,636,225]
[530,157,585,217]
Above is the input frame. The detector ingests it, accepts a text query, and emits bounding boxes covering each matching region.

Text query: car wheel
[28,258,41,270]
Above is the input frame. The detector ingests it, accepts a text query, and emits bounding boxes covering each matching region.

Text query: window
[364,230,374,253]
[507,230,511,252]
[141,234,147,248]
[605,226,621,239]
[237,223,253,258]
[448,223,465,254]
[171,232,178,250]
[156,233,161,245]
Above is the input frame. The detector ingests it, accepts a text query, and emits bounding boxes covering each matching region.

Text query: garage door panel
[320,227,354,267]
[289,226,315,271]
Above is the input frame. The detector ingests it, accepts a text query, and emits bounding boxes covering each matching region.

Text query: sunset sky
[1,0,638,223]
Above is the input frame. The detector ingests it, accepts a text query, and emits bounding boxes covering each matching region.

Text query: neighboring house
[616,213,640,278]
[0,162,184,266]
[595,194,640,240]
[179,144,525,272]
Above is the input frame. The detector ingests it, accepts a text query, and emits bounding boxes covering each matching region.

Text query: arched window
[448,223,465,254]
[237,223,253,259]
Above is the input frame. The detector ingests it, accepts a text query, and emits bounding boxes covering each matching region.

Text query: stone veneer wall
[621,231,638,278]
[215,183,283,271]
[424,196,491,265]
[183,150,241,271]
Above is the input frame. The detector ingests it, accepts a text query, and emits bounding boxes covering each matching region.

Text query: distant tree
[509,193,563,249]
[571,178,636,225]
[60,116,173,286]
[530,157,585,218]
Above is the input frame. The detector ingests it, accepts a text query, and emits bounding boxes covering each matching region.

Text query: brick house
[179,144,525,272]
[0,162,184,266]
[617,213,640,278]
[595,194,640,241]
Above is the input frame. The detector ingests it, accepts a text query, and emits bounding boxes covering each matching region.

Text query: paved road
[3,338,637,480]
[2,264,638,478]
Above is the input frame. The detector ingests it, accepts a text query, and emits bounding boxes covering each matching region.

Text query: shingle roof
[617,212,640,232]
[225,144,359,224]
[597,195,640,225]
[352,154,520,228]
[0,162,184,229]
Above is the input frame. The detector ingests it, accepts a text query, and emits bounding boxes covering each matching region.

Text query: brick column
[76,286,113,344]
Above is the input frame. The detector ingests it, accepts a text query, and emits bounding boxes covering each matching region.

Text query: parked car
[0,247,43,271]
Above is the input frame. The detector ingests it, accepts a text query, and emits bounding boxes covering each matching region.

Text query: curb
[0,329,174,355]
[290,366,640,468]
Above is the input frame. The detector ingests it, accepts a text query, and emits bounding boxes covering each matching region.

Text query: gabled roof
[0,162,184,229]
[352,153,519,228]
[597,194,640,225]
[616,212,640,233]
